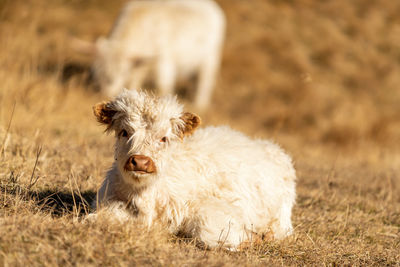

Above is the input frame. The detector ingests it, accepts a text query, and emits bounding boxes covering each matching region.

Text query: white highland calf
[92,90,296,249]
[88,0,225,110]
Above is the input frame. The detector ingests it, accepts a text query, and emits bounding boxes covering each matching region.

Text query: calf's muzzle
[124,155,156,174]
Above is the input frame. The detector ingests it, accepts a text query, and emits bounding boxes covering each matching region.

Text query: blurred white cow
[76,0,225,111]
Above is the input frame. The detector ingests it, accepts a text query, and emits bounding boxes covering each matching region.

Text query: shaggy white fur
[78,0,225,111]
[92,90,296,249]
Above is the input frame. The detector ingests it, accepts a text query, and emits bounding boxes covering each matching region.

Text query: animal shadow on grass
[33,189,96,217]
[1,179,96,217]
[60,62,95,90]
[38,61,94,88]
[58,61,198,100]
[135,73,198,102]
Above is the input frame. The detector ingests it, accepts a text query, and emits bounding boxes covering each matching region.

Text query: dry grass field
[1,0,400,265]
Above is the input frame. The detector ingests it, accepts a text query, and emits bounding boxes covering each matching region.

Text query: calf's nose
[124,155,156,173]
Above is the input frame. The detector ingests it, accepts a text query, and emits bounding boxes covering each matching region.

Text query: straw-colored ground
[1,0,399,265]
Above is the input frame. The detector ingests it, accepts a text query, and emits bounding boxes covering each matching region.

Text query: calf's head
[93,89,201,186]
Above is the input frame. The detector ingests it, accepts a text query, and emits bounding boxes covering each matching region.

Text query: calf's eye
[160,136,168,143]
[119,130,128,137]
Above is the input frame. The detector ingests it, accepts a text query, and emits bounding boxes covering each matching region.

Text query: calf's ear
[93,101,117,125]
[178,112,201,138]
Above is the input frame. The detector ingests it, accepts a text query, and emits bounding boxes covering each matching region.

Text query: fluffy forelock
[107,89,184,134]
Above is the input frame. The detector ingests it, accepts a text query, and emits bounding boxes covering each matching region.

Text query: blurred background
[0,1,399,264]
[1,0,400,149]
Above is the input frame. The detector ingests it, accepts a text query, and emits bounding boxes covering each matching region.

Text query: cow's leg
[103,59,130,96]
[194,55,220,111]
[127,64,149,91]
[104,75,125,97]
[196,201,246,250]
[156,58,176,96]
[271,199,294,239]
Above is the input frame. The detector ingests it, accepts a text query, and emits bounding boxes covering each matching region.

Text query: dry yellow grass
[1,0,399,265]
